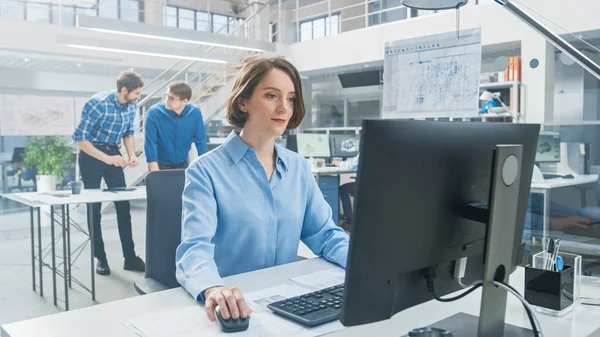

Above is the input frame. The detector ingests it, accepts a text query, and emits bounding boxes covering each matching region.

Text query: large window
[178,7,195,30]
[164,5,246,35]
[99,0,118,19]
[13,0,140,25]
[164,5,177,27]
[119,0,140,22]
[26,2,50,23]
[0,1,24,20]
[212,13,228,34]
[368,0,406,26]
[196,11,209,32]
[51,4,75,25]
[299,13,340,42]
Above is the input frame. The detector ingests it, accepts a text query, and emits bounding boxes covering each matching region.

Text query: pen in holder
[524,251,582,317]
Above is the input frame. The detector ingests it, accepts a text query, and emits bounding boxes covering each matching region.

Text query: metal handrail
[137,3,268,108]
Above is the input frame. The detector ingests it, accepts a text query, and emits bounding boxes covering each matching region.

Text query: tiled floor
[0,200,317,326]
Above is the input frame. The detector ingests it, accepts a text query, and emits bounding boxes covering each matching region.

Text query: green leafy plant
[21,136,73,180]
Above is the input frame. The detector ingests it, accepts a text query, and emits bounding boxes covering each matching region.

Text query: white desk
[530,175,598,242]
[311,167,356,175]
[530,175,598,190]
[3,257,600,337]
[311,167,355,185]
[1,188,147,311]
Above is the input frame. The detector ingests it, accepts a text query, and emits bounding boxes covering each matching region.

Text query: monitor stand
[401,313,533,337]
[404,145,534,337]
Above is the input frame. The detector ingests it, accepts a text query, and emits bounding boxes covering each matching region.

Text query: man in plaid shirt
[73,71,145,276]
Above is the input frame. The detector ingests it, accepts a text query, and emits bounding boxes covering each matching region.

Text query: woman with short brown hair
[175,57,350,322]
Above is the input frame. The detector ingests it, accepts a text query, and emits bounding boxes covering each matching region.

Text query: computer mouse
[562,174,574,179]
[214,305,250,333]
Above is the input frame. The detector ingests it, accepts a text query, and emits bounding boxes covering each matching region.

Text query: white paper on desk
[290,268,345,290]
[124,284,344,337]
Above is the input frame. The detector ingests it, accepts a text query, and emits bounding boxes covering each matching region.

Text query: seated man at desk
[528,165,600,231]
[175,57,349,323]
[332,154,359,229]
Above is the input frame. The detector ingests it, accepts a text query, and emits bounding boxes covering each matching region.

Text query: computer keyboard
[542,173,562,180]
[267,284,344,327]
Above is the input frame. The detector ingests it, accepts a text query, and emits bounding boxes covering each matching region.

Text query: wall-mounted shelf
[480,81,520,90]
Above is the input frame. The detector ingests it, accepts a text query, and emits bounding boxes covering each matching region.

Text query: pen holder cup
[524,252,582,317]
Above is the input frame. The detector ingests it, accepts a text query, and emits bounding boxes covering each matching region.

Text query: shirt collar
[165,103,189,118]
[110,90,131,108]
[274,142,289,173]
[223,131,289,172]
[223,131,250,164]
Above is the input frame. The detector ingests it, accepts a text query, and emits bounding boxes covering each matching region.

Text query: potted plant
[21,136,74,193]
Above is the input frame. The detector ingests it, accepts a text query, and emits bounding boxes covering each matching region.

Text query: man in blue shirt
[73,71,146,276]
[144,81,208,171]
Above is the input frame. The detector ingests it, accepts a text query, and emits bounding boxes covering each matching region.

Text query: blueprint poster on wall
[0,95,76,136]
[382,28,482,119]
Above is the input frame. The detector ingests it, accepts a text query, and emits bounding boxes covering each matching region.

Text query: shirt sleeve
[300,161,350,268]
[194,108,208,155]
[123,104,136,138]
[144,112,159,163]
[175,162,224,302]
[73,98,102,142]
[339,154,359,171]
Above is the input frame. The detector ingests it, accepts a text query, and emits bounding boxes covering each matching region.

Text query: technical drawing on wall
[382,28,482,119]
[0,95,76,136]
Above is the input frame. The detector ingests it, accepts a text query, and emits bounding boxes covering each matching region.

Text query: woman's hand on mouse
[204,286,252,321]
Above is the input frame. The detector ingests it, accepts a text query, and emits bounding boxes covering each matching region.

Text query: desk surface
[3,257,600,337]
[1,187,147,207]
[530,174,597,190]
[311,167,356,175]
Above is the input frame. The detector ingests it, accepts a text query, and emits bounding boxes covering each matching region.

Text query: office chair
[7,148,35,192]
[133,169,308,295]
[134,169,186,295]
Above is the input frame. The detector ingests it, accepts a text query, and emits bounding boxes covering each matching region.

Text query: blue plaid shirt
[73,90,136,145]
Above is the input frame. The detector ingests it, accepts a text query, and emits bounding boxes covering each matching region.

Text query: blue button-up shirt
[144,102,208,164]
[176,131,350,302]
[73,90,136,145]
[338,153,359,171]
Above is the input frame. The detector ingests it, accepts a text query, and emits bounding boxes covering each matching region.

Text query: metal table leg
[51,206,57,306]
[67,206,72,289]
[30,207,35,292]
[543,189,550,243]
[37,207,43,297]
[88,204,96,301]
[61,205,69,311]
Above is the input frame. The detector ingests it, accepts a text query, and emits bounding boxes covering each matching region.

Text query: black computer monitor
[11,147,25,163]
[285,135,298,153]
[329,134,360,158]
[340,120,539,330]
[535,131,560,163]
[296,133,331,158]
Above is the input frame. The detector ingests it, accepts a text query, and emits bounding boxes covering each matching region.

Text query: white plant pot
[36,175,57,193]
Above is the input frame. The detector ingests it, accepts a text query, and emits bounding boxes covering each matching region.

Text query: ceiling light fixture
[65,44,228,64]
[56,35,235,64]
[82,27,266,53]
[76,16,275,53]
